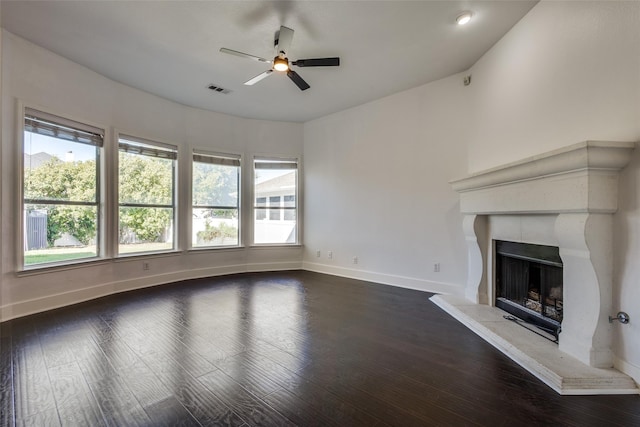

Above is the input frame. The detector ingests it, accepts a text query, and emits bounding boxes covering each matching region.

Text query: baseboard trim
[302,261,464,296]
[614,356,640,388]
[0,261,302,322]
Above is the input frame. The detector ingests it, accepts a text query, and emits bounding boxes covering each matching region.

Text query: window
[22,108,103,267]
[118,136,177,255]
[192,152,240,248]
[254,158,298,244]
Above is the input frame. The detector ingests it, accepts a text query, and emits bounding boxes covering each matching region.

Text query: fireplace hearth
[495,240,563,338]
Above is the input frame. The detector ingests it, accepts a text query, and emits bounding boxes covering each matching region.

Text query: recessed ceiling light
[456,11,473,26]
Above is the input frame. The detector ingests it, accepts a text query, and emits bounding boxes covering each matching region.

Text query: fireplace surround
[431,141,638,394]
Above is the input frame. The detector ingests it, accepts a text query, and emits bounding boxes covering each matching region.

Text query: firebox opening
[495,240,563,339]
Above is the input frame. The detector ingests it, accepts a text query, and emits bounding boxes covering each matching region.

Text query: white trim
[252,155,301,245]
[15,99,26,271]
[190,148,242,251]
[104,126,117,258]
[114,128,180,255]
[17,99,109,272]
[0,261,302,322]
[614,356,640,388]
[302,261,464,296]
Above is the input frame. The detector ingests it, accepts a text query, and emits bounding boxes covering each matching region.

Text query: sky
[23,131,96,162]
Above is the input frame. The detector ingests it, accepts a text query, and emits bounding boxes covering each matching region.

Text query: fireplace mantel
[432,141,638,395]
[450,141,635,215]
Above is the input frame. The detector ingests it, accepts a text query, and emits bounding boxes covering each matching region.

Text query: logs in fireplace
[495,241,563,338]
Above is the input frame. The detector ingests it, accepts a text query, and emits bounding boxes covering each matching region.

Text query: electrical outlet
[316,250,321,258]
[143,262,150,271]
[353,256,358,265]
[434,263,440,273]
[328,251,333,259]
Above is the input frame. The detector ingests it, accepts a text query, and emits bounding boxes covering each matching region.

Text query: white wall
[303,73,470,295]
[467,1,640,380]
[468,1,640,172]
[1,31,304,321]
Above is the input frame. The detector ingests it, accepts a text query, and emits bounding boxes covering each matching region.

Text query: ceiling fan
[220,26,340,91]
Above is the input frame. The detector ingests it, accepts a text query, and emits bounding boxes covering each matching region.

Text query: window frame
[19,106,105,270]
[116,133,179,257]
[191,150,242,249]
[252,157,300,246]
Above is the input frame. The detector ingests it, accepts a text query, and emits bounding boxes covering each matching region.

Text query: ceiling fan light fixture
[220,25,339,91]
[273,57,289,72]
[456,11,473,26]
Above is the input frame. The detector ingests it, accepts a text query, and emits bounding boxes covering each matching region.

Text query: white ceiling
[2,1,537,123]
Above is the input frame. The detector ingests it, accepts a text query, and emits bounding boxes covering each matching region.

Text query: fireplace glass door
[495,241,563,336]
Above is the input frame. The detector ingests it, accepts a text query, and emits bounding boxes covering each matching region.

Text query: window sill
[16,257,111,277]
[188,246,245,254]
[114,250,181,262]
[249,244,303,249]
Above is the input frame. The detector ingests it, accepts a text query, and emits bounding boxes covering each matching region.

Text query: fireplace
[430,141,638,394]
[495,240,563,338]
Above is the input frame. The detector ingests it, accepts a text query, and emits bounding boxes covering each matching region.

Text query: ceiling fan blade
[244,70,274,86]
[292,57,340,67]
[220,48,271,64]
[287,70,310,91]
[275,26,294,55]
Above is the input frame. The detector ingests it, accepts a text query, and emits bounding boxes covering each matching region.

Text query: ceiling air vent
[207,84,231,94]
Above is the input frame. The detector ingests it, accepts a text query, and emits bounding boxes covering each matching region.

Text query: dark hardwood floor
[1,271,638,426]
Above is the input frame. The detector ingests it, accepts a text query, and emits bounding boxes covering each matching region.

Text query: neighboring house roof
[24,152,54,169]
[255,171,295,197]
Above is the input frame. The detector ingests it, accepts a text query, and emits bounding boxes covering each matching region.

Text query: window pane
[254,162,297,244]
[192,208,238,247]
[24,133,97,203]
[192,162,238,207]
[118,207,173,254]
[119,151,173,206]
[24,204,98,265]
